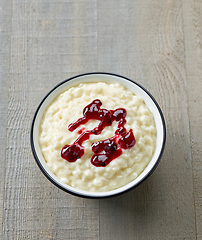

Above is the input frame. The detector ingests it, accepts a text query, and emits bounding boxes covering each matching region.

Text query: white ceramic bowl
[30,72,166,198]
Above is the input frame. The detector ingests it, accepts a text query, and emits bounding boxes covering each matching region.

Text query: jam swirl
[61,99,136,167]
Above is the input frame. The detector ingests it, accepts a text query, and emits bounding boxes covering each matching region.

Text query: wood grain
[3,0,99,239]
[0,0,12,239]
[0,0,201,239]
[183,0,202,239]
[98,0,196,239]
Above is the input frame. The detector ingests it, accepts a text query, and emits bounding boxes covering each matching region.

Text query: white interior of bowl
[32,73,165,197]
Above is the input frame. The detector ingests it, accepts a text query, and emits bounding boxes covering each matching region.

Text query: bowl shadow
[98,169,165,238]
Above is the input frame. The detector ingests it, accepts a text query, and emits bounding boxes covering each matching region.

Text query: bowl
[30,72,166,198]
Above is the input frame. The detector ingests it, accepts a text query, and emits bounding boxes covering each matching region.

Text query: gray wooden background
[0,0,201,239]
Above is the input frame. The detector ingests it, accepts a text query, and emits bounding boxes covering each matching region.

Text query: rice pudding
[39,82,156,192]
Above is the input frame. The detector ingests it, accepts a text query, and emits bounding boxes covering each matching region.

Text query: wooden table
[0,0,201,239]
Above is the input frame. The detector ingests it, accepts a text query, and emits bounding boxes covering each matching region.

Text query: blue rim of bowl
[30,72,166,198]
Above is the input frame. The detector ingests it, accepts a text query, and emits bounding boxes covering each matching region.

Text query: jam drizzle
[61,99,136,167]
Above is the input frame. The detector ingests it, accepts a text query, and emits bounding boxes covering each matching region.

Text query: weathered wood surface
[0,0,201,239]
[183,0,202,239]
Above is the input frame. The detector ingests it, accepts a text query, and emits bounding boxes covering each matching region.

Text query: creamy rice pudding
[39,82,156,192]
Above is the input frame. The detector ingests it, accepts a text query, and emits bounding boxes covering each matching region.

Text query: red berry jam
[61,99,136,167]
